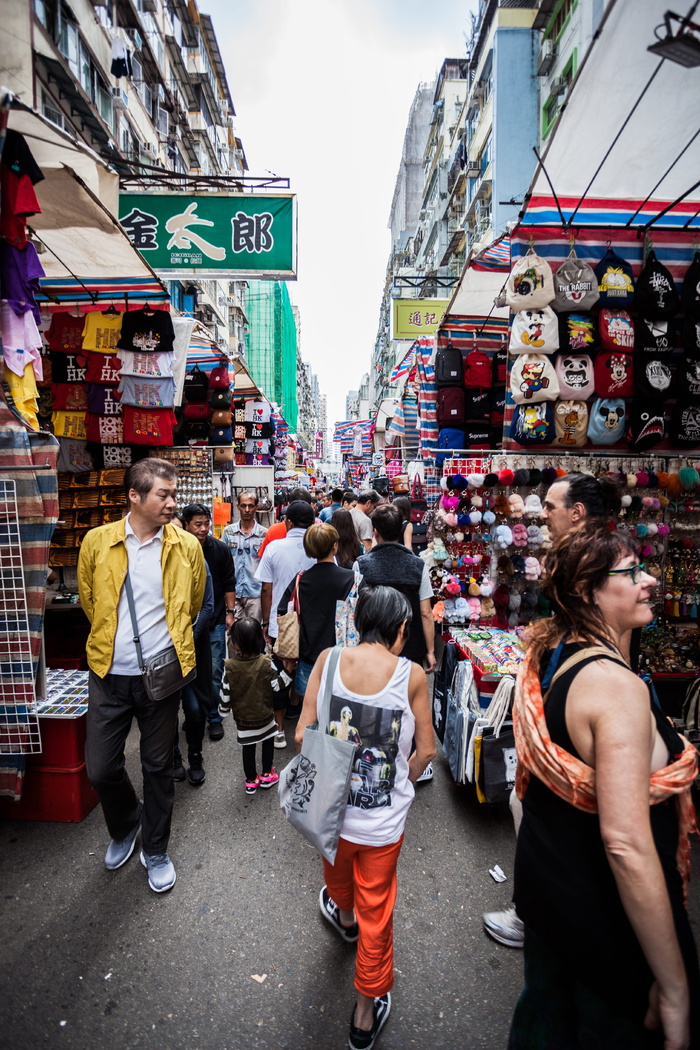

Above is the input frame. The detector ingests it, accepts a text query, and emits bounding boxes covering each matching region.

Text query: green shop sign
[118,193,296,278]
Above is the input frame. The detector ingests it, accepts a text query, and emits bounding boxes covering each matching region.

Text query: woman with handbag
[295,585,435,1050]
[510,521,700,1050]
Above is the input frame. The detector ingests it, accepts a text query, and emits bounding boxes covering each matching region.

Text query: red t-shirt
[0,167,41,248]
[122,405,177,446]
[257,521,287,558]
[46,312,86,353]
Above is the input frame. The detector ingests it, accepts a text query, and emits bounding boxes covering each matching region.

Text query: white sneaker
[274,729,286,749]
[416,762,434,783]
[483,906,525,948]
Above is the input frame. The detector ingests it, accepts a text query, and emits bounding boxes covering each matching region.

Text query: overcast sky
[204,0,475,429]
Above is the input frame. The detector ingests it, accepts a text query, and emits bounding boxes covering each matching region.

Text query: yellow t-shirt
[81,311,123,352]
[52,410,87,440]
[5,361,38,401]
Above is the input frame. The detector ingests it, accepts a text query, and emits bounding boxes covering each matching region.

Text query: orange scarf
[514,647,699,898]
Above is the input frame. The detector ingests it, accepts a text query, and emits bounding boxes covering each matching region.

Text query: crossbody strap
[543,645,629,703]
[123,572,146,672]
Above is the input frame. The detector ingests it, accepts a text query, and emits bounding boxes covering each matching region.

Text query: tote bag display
[278,649,356,864]
[505,250,554,311]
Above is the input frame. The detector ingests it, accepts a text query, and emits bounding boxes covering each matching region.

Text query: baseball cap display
[559,312,599,353]
[627,399,666,450]
[682,252,700,319]
[506,249,554,311]
[634,356,673,400]
[509,307,559,354]
[594,249,635,307]
[588,398,626,445]
[599,309,635,351]
[670,399,700,448]
[554,353,595,399]
[635,250,679,318]
[552,253,599,313]
[553,400,589,447]
[510,354,559,404]
[636,317,674,355]
[509,402,554,445]
[594,350,634,398]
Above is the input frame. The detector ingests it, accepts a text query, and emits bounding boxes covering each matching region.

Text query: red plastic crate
[28,715,87,768]
[0,762,99,822]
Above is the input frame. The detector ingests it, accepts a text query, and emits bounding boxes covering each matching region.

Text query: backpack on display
[211,409,232,426]
[554,352,595,399]
[210,389,233,410]
[510,354,559,404]
[463,347,493,388]
[505,249,555,310]
[184,420,210,439]
[509,307,559,354]
[183,402,211,420]
[594,249,635,307]
[553,400,589,448]
[208,364,230,389]
[552,252,599,313]
[635,250,679,318]
[464,387,490,422]
[436,427,465,465]
[559,312,599,353]
[183,365,209,402]
[599,309,635,351]
[682,252,700,320]
[636,317,674,355]
[594,350,634,398]
[634,356,673,400]
[627,399,666,451]
[437,387,465,424]
[509,402,554,446]
[588,398,626,445]
[670,400,700,449]
[209,425,233,446]
[435,344,463,386]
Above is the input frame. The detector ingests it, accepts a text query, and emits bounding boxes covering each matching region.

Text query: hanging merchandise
[183,364,210,401]
[594,350,634,398]
[435,342,464,386]
[86,353,121,385]
[594,248,635,307]
[509,403,554,444]
[627,399,666,450]
[552,400,589,447]
[554,352,595,399]
[81,309,123,352]
[122,405,177,446]
[117,307,176,354]
[118,348,174,377]
[558,311,599,353]
[636,316,674,354]
[670,401,700,448]
[679,357,700,399]
[682,252,700,319]
[509,354,559,404]
[551,252,599,313]
[110,37,133,78]
[117,374,176,408]
[684,316,700,356]
[437,387,465,425]
[505,249,554,310]
[599,309,635,350]
[208,364,230,389]
[463,346,493,387]
[633,355,673,400]
[635,250,680,318]
[508,307,559,353]
[588,398,626,444]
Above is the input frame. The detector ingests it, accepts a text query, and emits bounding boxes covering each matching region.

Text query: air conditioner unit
[110,87,128,110]
[472,82,484,101]
[537,38,556,77]
[550,76,568,97]
[466,163,481,178]
[125,28,143,51]
[220,100,230,115]
[141,0,157,12]
[140,142,156,157]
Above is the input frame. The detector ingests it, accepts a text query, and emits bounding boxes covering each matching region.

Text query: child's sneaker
[258,768,279,789]
[245,776,260,795]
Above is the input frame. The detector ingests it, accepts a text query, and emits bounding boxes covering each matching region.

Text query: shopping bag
[478,722,517,804]
[273,573,302,660]
[409,475,428,523]
[335,570,362,648]
[278,649,355,863]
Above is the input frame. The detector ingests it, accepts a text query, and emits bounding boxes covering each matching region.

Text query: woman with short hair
[296,585,435,1050]
[510,520,699,1050]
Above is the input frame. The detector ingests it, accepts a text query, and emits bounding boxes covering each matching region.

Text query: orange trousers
[323,834,404,998]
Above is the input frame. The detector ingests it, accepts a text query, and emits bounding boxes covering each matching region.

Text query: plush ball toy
[509,493,525,518]
[499,468,515,486]
[483,509,496,525]
[480,597,496,620]
[483,473,499,488]
[621,493,632,508]
[454,597,469,621]
[468,577,481,596]
[445,513,458,528]
[452,473,468,491]
[524,493,543,518]
[541,466,558,486]
[497,555,514,576]
[511,554,527,577]
[467,473,485,489]
[513,467,530,487]
[441,494,459,511]
[494,494,511,517]
[539,524,552,549]
[511,523,528,547]
[470,494,483,508]
[521,584,539,613]
[527,524,543,548]
[444,575,462,597]
[525,556,542,581]
[508,591,522,612]
[529,468,542,487]
[479,576,494,597]
[469,510,483,525]
[493,524,513,549]
[440,476,449,491]
[467,597,481,621]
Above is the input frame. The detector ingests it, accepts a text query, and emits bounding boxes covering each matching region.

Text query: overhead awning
[521,0,700,229]
[445,266,510,319]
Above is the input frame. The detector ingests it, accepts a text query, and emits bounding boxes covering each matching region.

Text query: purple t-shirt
[0,241,45,323]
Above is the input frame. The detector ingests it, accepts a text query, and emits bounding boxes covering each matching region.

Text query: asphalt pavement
[0,716,526,1050]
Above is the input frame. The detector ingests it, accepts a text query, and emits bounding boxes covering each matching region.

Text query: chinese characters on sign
[392,299,450,339]
[119,193,296,277]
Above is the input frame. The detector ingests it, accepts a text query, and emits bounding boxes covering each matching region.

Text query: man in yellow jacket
[78,458,205,893]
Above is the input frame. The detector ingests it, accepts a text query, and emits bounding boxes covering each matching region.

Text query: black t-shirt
[281,562,354,664]
[202,535,237,625]
[117,309,175,354]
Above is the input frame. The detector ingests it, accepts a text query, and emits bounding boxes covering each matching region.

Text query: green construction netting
[243,280,298,430]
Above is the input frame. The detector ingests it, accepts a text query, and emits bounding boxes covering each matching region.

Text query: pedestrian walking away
[219,617,291,794]
[77,458,206,894]
[182,503,237,742]
[295,585,435,1050]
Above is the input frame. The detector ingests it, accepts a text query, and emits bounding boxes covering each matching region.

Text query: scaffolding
[243,281,299,429]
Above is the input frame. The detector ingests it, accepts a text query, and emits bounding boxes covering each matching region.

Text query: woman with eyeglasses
[509,520,699,1050]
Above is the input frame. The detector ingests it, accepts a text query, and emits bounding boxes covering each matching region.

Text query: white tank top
[316,650,416,846]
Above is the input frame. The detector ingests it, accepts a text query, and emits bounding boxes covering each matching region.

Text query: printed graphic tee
[316,652,416,846]
[46,311,86,353]
[81,311,123,352]
[117,309,175,354]
[118,349,174,377]
[117,375,175,408]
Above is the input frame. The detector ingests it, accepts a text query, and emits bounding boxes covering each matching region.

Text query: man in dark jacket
[182,504,237,741]
[355,503,436,672]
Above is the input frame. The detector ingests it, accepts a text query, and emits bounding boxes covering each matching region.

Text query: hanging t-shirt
[122,405,177,445]
[84,413,124,445]
[51,383,88,412]
[82,311,123,353]
[1,301,43,378]
[117,375,175,408]
[85,353,122,386]
[52,410,87,440]
[117,309,175,354]
[46,311,86,353]
[86,384,123,416]
[245,400,271,424]
[87,442,133,468]
[0,240,44,323]
[245,438,271,455]
[57,437,94,473]
[117,349,174,378]
[0,167,42,249]
[49,351,87,384]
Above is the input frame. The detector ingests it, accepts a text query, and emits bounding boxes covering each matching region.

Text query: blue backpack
[436,427,465,466]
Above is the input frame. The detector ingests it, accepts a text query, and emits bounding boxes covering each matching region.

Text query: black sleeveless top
[513,643,699,1023]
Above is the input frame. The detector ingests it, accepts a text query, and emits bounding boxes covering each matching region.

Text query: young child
[219,617,292,794]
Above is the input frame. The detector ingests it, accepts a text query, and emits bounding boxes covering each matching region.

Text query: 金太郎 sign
[392,299,450,339]
[118,193,296,278]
